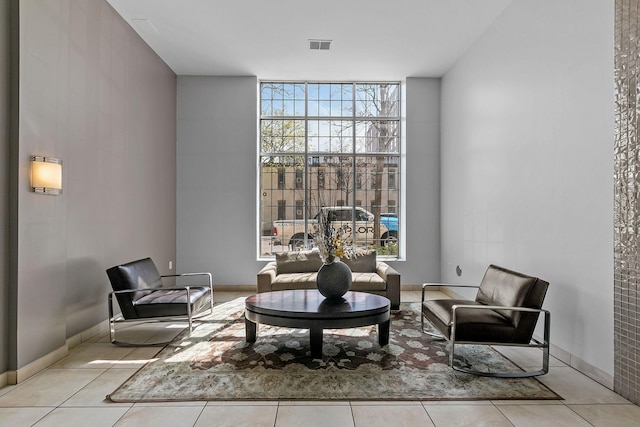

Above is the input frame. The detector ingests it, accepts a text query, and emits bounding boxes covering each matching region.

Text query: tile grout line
[490,402,517,427]
[420,400,438,426]
[274,402,281,427]
[349,401,356,427]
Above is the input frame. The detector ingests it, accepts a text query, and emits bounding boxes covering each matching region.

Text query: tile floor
[0,291,639,426]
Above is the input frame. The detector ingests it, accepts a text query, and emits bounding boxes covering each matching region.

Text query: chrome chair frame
[108,272,213,347]
[421,283,550,378]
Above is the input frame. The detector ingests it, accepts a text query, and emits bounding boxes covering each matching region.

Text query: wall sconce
[31,156,62,195]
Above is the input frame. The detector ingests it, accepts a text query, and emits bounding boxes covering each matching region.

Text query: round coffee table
[244,290,391,358]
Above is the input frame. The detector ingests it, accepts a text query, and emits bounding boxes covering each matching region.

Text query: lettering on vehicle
[273,207,387,247]
[357,226,375,234]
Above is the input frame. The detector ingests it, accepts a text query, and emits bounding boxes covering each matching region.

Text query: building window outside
[295,169,303,189]
[388,168,396,190]
[260,82,401,257]
[277,168,286,189]
[277,200,286,220]
[337,169,346,189]
[295,200,304,219]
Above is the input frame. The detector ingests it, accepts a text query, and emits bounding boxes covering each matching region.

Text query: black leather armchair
[106,257,213,346]
[421,265,550,377]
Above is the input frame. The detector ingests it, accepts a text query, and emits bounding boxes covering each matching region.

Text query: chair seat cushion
[422,299,517,343]
[133,287,211,318]
[350,272,386,291]
[271,272,318,290]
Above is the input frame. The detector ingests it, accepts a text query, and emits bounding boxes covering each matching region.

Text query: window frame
[259,81,402,259]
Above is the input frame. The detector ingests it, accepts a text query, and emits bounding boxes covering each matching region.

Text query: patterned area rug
[108,298,560,402]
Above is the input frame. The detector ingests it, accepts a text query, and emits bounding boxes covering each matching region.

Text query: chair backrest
[275,250,323,273]
[342,250,377,273]
[475,264,549,343]
[106,257,163,319]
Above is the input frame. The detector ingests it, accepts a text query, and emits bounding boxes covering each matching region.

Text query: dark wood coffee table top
[244,290,391,358]
[245,290,390,319]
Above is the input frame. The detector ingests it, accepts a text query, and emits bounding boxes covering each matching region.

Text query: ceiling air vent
[309,39,331,51]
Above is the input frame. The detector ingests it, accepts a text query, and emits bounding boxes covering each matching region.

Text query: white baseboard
[66,320,109,350]
[570,352,614,389]
[213,284,258,292]
[3,319,110,385]
[401,284,424,291]
[6,344,68,385]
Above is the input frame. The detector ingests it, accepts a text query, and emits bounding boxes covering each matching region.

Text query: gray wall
[440,0,614,377]
[0,0,11,375]
[8,0,176,371]
[176,77,441,286]
[402,78,441,284]
[176,76,259,282]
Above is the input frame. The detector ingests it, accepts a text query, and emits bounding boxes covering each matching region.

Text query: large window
[259,82,400,257]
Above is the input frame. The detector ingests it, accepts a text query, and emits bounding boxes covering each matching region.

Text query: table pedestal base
[245,316,391,359]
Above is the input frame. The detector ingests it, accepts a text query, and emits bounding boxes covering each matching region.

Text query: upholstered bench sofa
[257,250,401,309]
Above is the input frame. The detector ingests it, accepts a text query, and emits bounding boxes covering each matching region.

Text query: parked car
[379,213,398,246]
[273,206,391,249]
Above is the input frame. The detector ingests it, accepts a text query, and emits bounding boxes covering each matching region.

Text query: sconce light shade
[31,156,62,194]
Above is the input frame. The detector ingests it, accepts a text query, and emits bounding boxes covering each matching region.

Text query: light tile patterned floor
[0,291,638,426]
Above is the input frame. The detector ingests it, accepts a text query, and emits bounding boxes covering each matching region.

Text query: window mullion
[351,82,357,235]
[304,81,310,247]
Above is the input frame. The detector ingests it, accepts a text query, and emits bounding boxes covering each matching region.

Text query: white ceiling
[106,0,512,80]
